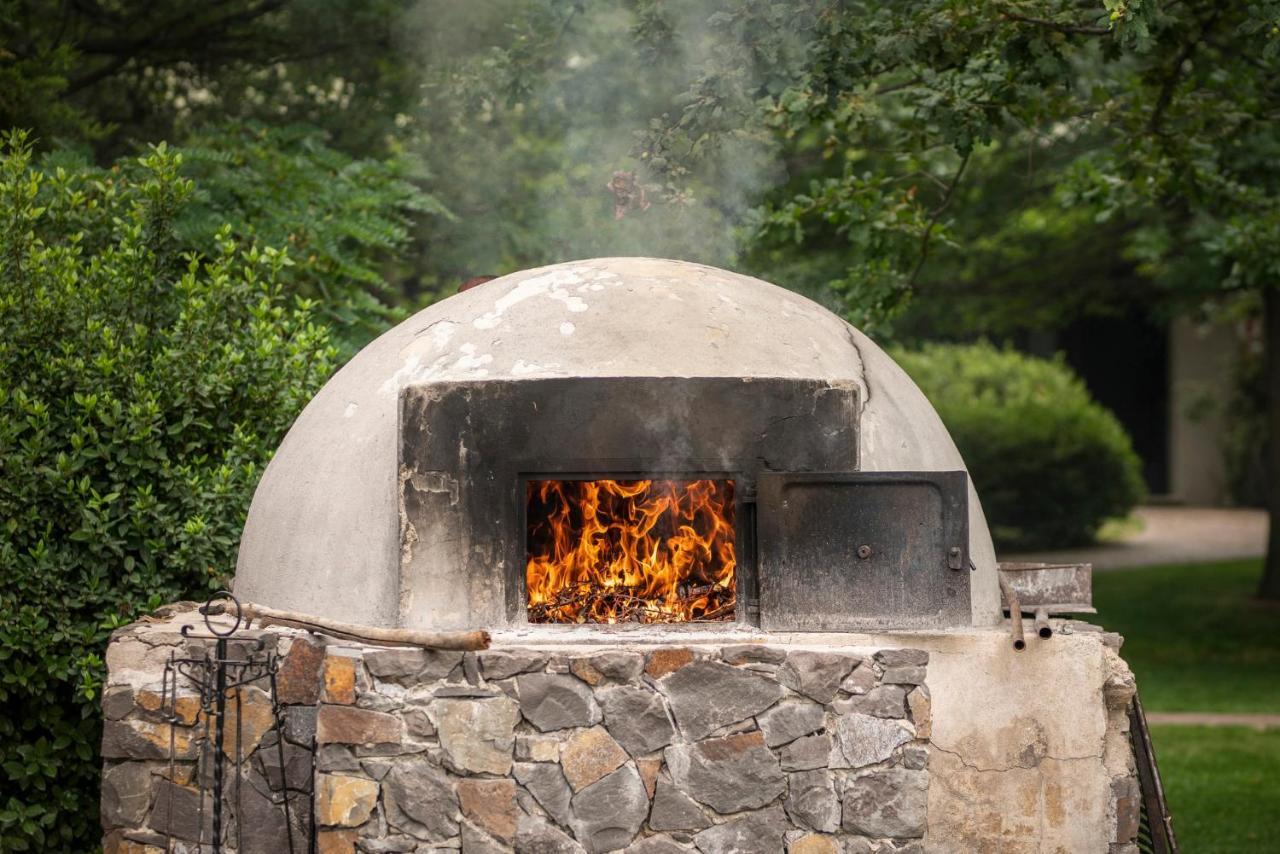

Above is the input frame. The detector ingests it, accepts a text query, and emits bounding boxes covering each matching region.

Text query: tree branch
[908,152,971,288]
[1147,8,1222,135]
[1000,10,1110,36]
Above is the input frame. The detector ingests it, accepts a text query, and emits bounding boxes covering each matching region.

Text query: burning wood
[526,479,736,624]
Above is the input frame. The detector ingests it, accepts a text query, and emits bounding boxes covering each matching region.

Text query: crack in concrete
[929,742,1102,774]
[841,323,872,409]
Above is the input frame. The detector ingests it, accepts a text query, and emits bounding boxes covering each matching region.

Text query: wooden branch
[242,603,490,650]
[528,585,734,624]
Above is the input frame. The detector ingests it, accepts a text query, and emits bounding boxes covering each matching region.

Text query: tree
[618,0,1280,596]
[0,0,418,156]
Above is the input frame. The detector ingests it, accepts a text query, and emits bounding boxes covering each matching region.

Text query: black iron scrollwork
[160,592,315,853]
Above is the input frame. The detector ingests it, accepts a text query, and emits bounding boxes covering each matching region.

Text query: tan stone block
[560,726,628,791]
[323,653,357,704]
[636,756,662,800]
[788,833,839,854]
[316,704,403,745]
[220,686,277,758]
[644,648,694,679]
[457,778,517,844]
[133,690,202,726]
[569,658,604,686]
[102,830,161,854]
[316,773,379,827]
[516,734,561,762]
[316,828,359,853]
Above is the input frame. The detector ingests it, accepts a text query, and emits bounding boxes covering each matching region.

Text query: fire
[526,479,736,624]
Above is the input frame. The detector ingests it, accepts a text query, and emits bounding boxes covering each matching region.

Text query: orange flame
[526,479,736,624]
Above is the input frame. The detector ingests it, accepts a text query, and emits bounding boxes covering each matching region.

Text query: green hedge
[0,133,337,850]
[892,342,1145,550]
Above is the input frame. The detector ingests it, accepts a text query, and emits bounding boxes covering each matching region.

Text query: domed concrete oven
[235,258,1000,633]
[100,260,1156,854]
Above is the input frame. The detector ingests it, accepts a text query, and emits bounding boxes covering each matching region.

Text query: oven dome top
[234,257,999,629]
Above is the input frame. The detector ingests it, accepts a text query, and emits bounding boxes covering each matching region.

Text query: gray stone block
[513,762,573,828]
[834,685,907,719]
[691,805,788,854]
[283,705,318,746]
[757,700,825,748]
[831,713,912,770]
[356,838,419,853]
[839,665,875,697]
[569,652,644,686]
[101,762,154,829]
[649,780,711,832]
[657,660,782,741]
[627,835,689,853]
[364,649,427,681]
[785,770,840,833]
[569,765,648,854]
[462,821,508,854]
[780,733,834,772]
[517,674,601,732]
[479,650,550,681]
[881,666,926,686]
[778,652,858,704]
[720,645,788,666]
[383,757,460,841]
[516,812,586,853]
[900,744,929,770]
[598,686,675,757]
[147,781,205,842]
[665,731,785,814]
[873,649,929,668]
[102,686,134,721]
[841,768,928,838]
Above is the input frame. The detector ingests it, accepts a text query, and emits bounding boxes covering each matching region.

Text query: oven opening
[525,478,737,624]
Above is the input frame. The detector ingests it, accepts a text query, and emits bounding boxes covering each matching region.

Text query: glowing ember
[526,479,736,624]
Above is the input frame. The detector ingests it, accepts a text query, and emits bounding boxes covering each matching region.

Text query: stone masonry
[102,610,935,854]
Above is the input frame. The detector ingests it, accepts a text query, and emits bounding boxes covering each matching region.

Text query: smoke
[393,1,794,292]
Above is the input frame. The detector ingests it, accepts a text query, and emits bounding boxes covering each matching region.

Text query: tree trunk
[1259,286,1280,600]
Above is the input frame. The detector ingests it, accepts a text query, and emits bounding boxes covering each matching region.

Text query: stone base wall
[102,612,932,854]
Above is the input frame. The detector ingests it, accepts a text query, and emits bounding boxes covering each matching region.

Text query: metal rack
[159,592,314,853]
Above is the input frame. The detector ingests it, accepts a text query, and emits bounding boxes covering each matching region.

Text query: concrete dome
[235,258,1000,627]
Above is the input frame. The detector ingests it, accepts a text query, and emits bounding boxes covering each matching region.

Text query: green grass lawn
[1149,725,1280,853]
[1092,559,1280,713]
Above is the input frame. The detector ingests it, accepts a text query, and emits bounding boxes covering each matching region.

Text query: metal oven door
[756,471,971,631]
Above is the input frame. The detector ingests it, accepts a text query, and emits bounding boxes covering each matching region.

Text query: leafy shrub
[0,131,336,850]
[892,342,1145,550]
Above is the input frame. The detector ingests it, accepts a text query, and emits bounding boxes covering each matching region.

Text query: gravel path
[1003,506,1267,570]
[1146,712,1280,730]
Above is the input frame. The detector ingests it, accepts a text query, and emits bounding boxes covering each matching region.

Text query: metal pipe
[1034,607,1053,639]
[998,575,1026,651]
